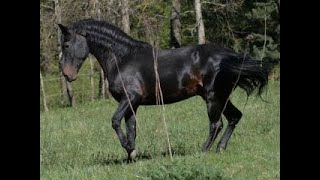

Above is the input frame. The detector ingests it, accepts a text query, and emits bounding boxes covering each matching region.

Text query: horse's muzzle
[62,64,77,82]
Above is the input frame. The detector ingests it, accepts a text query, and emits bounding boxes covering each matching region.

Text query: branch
[154,14,169,19]
[41,4,54,10]
[202,1,227,7]
[179,10,194,17]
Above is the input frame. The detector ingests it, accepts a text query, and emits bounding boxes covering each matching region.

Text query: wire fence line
[40,71,110,111]
[42,73,94,81]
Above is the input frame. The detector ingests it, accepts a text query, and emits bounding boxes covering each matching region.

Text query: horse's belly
[140,87,200,105]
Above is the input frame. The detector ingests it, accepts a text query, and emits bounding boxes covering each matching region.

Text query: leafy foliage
[40,0,279,75]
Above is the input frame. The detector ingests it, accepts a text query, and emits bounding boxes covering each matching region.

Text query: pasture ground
[40,81,280,179]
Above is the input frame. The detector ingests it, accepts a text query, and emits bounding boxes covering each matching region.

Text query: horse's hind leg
[202,91,225,152]
[216,101,242,152]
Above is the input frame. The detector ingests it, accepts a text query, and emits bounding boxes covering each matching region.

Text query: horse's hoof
[130,149,137,160]
[216,146,225,153]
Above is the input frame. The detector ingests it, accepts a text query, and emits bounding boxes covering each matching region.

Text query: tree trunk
[66,81,75,106]
[91,0,111,99]
[54,0,66,104]
[89,57,95,102]
[59,70,68,105]
[91,0,101,19]
[54,0,74,107]
[275,0,280,22]
[120,0,130,34]
[40,71,49,112]
[194,0,206,44]
[87,1,95,102]
[99,69,105,99]
[170,0,181,48]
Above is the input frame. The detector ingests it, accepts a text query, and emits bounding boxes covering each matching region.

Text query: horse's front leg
[111,95,140,161]
[125,107,138,161]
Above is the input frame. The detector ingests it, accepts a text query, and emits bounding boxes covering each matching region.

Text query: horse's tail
[220,53,269,97]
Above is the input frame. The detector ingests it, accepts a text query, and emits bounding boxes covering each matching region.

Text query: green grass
[40,81,280,179]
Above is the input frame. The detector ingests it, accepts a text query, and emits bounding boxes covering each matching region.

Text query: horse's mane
[72,18,151,57]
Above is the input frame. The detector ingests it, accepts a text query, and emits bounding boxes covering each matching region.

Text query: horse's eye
[64,42,70,48]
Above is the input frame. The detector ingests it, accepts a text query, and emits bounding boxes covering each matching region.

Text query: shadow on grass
[89,147,191,165]
[88,151,153,166]
[161,147,188,157]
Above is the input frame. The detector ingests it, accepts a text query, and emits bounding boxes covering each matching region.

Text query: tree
[120,0,130,34]
[170,0,181,48]
[93,0,113,99]
[275,0,280,21]
[54,0,75,106]
[40,0,280,109]
[194,0,205,44]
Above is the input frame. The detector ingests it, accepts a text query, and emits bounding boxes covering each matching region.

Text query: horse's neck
[90,50,112,78]
[87,36,153,81]
[89,46,127,82]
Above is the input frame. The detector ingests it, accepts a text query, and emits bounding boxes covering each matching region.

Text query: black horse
[58,19,268,161]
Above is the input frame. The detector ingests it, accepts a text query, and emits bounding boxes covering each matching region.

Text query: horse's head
[58,24,89,82]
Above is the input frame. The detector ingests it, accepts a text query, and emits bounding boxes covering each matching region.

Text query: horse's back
[136,45,207,104]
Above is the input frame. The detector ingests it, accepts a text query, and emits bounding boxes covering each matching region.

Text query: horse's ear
[58,24,70,35]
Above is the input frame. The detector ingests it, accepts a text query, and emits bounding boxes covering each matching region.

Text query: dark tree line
[40,0,280,108]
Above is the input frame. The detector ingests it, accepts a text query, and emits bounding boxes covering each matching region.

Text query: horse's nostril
[63,74,71,82]
[63,74,76,82]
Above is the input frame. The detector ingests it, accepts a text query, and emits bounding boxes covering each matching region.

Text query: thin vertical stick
[153,48,173,161]
[40,71,49,112]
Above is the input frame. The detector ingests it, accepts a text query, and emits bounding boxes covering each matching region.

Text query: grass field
[40,81,280,180]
